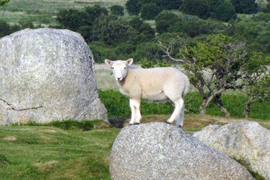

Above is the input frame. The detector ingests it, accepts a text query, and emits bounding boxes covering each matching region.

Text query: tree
[126,0,141,15]
[140,3,161,20]
[57,9,87,31]
[155,11,179,34]
[129,17,144,30]
[134,42,163,61]
[156,0,183,10]
[159,34,250,117]
[77,25,92,43]
[110,5,124,16]
[91,15,138,46]
[231,0,258,14]
[210,0,237,22]
[241,52,270,118]
[0,0,9,5]
[84,5,108,25]
[180,0,210,19]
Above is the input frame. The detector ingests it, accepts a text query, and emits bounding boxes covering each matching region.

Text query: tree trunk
[213,94,230,118]
[200,99,207,114]
[200,95,214,115]
[243,98,252,119]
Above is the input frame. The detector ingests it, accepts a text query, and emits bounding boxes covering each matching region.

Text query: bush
[231,0,259,14]
[126,0,141,15]
[110,5,124,16]
[180,0,210,19]
[155,11,179,34]
[140,3,161,20]
[46,120,94,130]
[210,0,237,22]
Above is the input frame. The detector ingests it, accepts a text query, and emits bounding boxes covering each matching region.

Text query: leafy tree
[0,0,9,5]
[210,0,237,21]
[57,5,108,31]
[138,23,155,41]
[126,0,141,15]
[263,2,270,13]
[140,3,161,20]
[130,18,156,42]
[0,20,10,37]
[231,0,258,14]
[241,52,270,118]
[168,14,227,37]
[77,25,92,43]
[91,15,138,46]
[84,5,108,26]
[180,0,210,19]
[155,11,179,34]
[156,0,183,10]
[134,42,163,61]
[110,5,124,16]
[159,34,254,116]
[89,41,118,63]
[129,17,144,30]
[57,9,87,31]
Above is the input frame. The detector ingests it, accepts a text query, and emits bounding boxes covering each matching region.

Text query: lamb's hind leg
[129,99,141,125]
[175,103,185,128]
[166,98,184,125]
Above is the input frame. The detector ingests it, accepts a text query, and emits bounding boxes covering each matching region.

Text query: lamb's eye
[124,67,127,69]
[111,67,114,69]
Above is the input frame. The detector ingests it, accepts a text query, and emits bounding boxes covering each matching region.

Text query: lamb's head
[105,58,133,81]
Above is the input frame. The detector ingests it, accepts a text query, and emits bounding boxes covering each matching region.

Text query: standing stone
[0,28,107,125]
[193,122,270,180]
[110,122,254,180]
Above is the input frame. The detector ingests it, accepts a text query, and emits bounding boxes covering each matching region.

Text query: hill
[0,0,127,26]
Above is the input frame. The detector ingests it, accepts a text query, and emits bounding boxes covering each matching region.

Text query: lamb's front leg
[129,99,141,125]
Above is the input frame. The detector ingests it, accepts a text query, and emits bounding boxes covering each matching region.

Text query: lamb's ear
[126,58,133,66]
[105,59,113,66]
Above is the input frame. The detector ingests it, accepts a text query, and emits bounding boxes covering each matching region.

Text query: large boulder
[110,122,254,180]
[0,28,107,125]
[193,122,270,180]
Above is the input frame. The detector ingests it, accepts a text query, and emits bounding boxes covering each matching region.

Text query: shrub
[110,5,124,16]
[46,120,94,130]
[140,3,161,20]
[126,0,141,15]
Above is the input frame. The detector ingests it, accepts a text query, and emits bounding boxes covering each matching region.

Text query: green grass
[0,0,128,26]
[0,122,120,180]
[99,89,270,120]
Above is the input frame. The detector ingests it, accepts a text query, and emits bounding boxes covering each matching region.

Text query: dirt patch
[35,160,58,172]
[118,114,270,131]
[3,136,17,141]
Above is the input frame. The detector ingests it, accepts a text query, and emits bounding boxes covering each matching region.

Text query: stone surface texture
[0,28,107,125]
[110,122,254,180]
[193,122,270,180]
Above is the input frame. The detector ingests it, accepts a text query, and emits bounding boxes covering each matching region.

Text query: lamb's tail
[183,75,190,97]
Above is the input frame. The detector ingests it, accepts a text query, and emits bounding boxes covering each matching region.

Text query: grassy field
[0,116,269,180]
[0,0,128,26]
[0,121,119,180]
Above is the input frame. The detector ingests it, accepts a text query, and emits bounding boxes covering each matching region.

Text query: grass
[0,121,120,180]
[0,116,269,180]
[0,0,128,26]
[98,89,270,121]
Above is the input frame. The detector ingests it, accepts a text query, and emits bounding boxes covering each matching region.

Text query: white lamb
[105,58,190,127]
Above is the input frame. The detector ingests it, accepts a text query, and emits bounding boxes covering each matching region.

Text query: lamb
[105,58,190,127]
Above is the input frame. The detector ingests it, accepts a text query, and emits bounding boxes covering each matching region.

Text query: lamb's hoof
[166,121,172,125]
[177,125,182,128]
[134,123,140,125]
